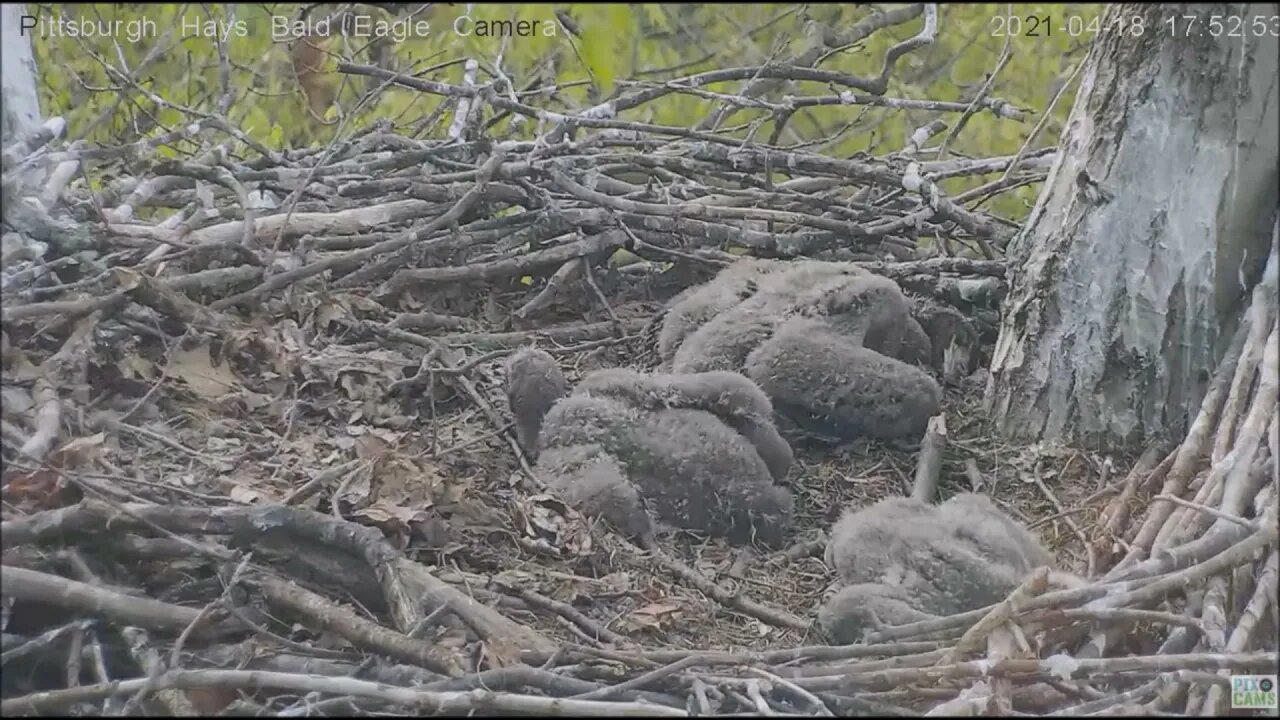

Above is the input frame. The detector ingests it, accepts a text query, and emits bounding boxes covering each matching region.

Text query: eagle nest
[3,37,1275,715]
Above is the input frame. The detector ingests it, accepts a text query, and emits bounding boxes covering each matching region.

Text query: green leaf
[609,248,641,267]
[243,106,270,138]
[640,4,671,32]
[156,108,183,128]
[22,0,1101,211]
[574,4,635,94]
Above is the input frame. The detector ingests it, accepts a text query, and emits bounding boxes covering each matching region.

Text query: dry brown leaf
[616,601,683,633]
[2,467,76,512]
[334,463,373,508]
[384,414,415,429]
[619,614,661,632]
[523,495,569,538]
[239,390,273,411]
[353,499,419,526]
[312,297,352,334]
[447,496,507,528]
[634,601,681,617]
[112,267,143,291]
[116,354,158,382]
[53,433,106,468]
[479,635,522,669]
[185,687,237,715]
[376,456,442,508]
[337,292,385,314]
[617,601,682,633]
[598,572,632,594]
[167,343,240,400]
[223,327,299,393]
[436,627,469,650]
[511,493,594,557]
[339,373,366,401]
[409,511,454,547]
[354,432,389,460]
[353,500,413,548]
[291,34,337,115]
[366,427,406,445]
[309,293,385,335]
[229,485,266,505]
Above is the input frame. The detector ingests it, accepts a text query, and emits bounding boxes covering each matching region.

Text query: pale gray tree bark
[2,4,90,267]
[1,4,42,144]
[986,3,1278,448]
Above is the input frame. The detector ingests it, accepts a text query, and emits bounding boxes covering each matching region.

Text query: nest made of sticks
[2,66,1278,716]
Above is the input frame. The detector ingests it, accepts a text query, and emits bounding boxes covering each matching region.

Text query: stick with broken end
[912,414,948,504]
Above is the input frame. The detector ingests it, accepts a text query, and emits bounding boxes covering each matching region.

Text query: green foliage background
[28,3,1102,219]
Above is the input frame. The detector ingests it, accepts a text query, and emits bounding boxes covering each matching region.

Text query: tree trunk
[986,3,1279,449]
[0,5,86,263]
[1,3,42,145]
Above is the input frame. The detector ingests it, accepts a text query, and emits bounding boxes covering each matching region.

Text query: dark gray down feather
[660,259,943,444]
[504,352,795,548]
[819,493,1053,643]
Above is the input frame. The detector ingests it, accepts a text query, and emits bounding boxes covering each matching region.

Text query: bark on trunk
[986,3,1279,449]
[1,4,42,145]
